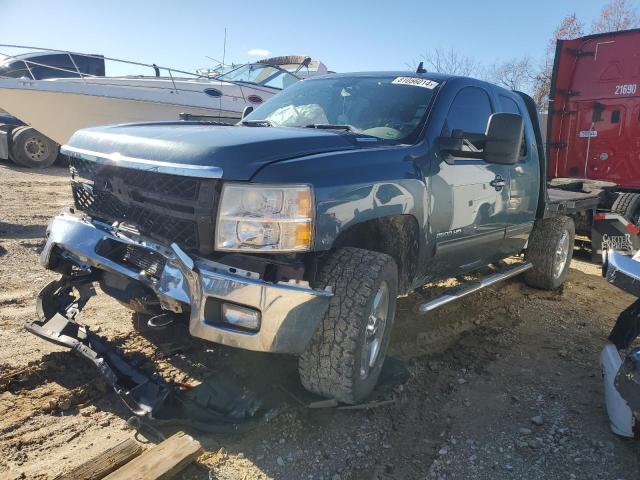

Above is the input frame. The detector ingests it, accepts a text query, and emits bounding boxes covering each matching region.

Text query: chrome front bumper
[41,212,332,354]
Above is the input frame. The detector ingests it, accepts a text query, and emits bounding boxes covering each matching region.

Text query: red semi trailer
[547,28,640,258]
[548,28,640,223]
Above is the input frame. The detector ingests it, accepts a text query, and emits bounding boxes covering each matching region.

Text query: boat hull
[0,79,251,145]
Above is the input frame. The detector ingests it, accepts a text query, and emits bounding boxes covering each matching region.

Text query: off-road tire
[298,248,398,404]
[611,192,640,225]
[10,126,59,168]
[524,216,575,290]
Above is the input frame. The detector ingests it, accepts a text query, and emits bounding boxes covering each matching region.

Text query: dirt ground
[1,160,639,480]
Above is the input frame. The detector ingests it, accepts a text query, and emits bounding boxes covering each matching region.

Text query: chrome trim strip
[61,145,223,179]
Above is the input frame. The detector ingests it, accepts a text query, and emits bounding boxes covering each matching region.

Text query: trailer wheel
[298,248,398,404]
[10,126,59,168]
[611,192,640,226]
[524,216,575,290]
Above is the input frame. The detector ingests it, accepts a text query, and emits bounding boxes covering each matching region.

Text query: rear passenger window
[499,95,520,115]
[443,87,493,135]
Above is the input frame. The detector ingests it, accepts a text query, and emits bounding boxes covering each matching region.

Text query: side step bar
[419,262,532,313]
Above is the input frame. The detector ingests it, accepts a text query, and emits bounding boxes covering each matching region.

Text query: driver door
[429,86,510,274]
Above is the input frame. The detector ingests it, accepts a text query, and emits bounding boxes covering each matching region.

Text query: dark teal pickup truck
[30,71,608,405]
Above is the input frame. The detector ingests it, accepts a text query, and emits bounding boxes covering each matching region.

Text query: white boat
[0,46,328,146]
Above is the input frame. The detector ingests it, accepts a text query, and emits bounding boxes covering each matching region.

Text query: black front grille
[69,157,219,254]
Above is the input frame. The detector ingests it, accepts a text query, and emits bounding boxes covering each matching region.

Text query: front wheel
[298,248,398,404]
[524,216,575,290]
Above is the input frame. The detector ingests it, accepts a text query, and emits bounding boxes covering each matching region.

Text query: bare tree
[410,48,483,77]
[485,56,535,92]
[532,13,584,110]
[591,0,640,33]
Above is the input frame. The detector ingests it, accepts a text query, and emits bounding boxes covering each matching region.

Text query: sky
[0,0,623,76]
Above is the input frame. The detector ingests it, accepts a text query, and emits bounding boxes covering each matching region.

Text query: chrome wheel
[359,281,389,380]
[554,230,570,279]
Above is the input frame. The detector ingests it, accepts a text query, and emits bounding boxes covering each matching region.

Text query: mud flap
[25,277,265,432]
[592,213,640,261]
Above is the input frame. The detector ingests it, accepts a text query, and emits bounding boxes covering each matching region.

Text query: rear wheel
[10,126,59,168]
[524,216,575,290]
[298,248,398,404]
[611,192,640,226]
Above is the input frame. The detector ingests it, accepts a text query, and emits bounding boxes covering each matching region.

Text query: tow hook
[25,275,267,432]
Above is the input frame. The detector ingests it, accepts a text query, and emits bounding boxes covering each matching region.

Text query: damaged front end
[36,211,332,353]
[27,141,333,428]
[27,210,331,428]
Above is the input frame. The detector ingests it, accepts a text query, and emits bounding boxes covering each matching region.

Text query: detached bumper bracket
[26,312,171,417]
[25,277,265,432]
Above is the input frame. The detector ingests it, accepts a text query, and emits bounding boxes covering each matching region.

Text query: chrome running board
[419,262,532,313]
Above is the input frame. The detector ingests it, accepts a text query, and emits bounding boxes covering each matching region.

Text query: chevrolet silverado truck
[29,70,611,405]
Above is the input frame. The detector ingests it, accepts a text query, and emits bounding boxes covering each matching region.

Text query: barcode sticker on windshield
[392,77,439,89]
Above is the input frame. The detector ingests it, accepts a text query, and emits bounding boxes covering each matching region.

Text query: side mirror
[241,106,254,119]
[483,113,524,165]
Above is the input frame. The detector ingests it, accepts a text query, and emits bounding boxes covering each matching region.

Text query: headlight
[216,184,313,252]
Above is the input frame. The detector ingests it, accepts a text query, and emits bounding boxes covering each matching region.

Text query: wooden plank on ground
[104,431,202,480]
[55,438,144,480]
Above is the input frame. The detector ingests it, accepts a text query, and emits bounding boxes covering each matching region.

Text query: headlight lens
[216,184,313,251]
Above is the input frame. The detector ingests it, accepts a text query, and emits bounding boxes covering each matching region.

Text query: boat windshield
[217,64,299,90]
[243,75,439,143]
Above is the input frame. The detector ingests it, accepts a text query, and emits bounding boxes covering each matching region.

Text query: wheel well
[332,215,420,294]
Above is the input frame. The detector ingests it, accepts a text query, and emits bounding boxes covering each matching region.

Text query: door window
[443,87,493,136]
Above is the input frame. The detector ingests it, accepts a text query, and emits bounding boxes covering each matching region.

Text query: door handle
[490,175,506,191]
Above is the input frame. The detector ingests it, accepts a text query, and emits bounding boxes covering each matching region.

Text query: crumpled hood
[64,121,358,180]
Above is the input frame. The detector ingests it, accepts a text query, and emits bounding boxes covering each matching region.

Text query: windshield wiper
[241,119,275,127]
[305,124,386,142]
[305,123,354,131]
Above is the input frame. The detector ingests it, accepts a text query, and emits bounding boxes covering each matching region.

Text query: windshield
[243,75,438,142]
[217,64,299,89]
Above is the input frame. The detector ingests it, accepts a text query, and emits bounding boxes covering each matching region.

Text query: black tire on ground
[298,247,398,404]
[611,192,640,225]
[10,126,59,168]
[524,216,575,290]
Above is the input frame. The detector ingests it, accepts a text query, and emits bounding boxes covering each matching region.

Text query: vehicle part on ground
[524,216,575,290]
[299,248,398,404]
[10,125,59,168]
[615,346,640,421]
[601,343,637,438]
[601,249,640,439]
[26,276,266,432]
[419,262,532,313]
[611,193,640,227]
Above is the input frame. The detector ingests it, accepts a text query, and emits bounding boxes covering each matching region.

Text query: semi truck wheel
[10,126,59,168]
[524,216,575,290]
[299,247,398,404]
[611,192,640,226]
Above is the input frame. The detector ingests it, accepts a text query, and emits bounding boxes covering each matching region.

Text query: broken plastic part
[25,276,267,432]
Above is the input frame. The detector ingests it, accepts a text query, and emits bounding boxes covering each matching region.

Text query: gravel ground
[0,160,639,479]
